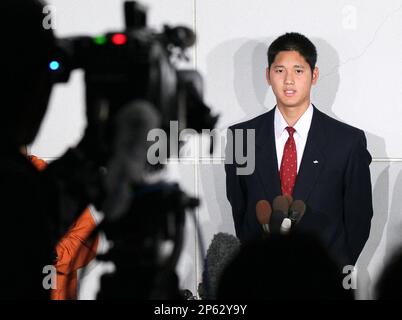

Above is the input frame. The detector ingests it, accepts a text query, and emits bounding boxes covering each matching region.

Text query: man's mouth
[284,90,296,97]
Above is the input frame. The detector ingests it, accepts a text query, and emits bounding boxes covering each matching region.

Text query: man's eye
[275,69,283,73]
[296,69,303,74]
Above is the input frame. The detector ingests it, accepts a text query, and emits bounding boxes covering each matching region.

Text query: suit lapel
[255,109,281,199]
[293,106,326,201]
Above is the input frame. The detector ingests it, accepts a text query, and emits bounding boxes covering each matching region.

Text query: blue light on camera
[49,61,60,71]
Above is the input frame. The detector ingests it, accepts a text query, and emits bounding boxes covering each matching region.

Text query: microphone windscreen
[199,232,240,299]
[289,200,306,225]
[256,200,272,225]
[270,211,286,233]
[284,194,293,207]
[290,199,306,212]
[273,195,290,215]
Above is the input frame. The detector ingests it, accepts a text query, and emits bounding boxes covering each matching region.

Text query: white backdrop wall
[31,0,402,299]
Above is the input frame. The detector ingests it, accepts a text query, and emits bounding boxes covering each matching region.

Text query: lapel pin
[313,160,319,164]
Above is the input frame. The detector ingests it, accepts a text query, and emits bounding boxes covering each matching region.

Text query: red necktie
[280,127,297,196]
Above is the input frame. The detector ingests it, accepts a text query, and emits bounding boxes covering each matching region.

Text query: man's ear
[312,67,319,85]
[266,67,271,86]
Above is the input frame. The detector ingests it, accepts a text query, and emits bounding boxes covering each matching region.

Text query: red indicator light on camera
[111,33,127,45]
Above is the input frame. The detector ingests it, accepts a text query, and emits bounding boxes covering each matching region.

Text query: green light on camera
[94,35,107,45]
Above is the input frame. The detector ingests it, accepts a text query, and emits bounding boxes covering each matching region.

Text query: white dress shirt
[274,104,314,173]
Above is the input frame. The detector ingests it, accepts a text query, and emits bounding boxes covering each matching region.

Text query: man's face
[266,50,318,110]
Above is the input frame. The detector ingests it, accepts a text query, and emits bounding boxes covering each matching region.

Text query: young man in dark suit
[225,32,373,267]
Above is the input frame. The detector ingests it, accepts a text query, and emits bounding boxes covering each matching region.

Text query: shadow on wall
[232,39,272,120]
[313,37,389,300]
[196,38,274,294]
[197,38,274,243]
[377,169,402,296]
[312,37,340,117]
[356,137,389,300]
[205,38,273,129]
[387,170,402,253]
[198,163,236,237]
[198,38,275,240]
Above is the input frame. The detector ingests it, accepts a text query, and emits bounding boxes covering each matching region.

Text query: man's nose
[285,74,295,84]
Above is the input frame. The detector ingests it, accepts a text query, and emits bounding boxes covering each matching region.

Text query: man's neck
[277,102,310,127]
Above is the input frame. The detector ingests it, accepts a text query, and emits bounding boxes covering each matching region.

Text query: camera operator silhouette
[0,0,102,299]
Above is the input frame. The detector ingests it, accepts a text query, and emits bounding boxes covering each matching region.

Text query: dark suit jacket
[225,106,373,266]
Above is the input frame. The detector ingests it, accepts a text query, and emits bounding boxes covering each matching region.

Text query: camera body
[47,1,215,299]
[49,1,217,161]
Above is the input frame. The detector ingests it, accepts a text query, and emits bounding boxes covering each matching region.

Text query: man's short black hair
[267,32,317,73]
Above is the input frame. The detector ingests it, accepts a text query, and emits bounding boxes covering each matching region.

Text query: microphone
[270,196,290,233]
[280,194,293,234]
[280,218,292,234]
[199,232,240,299]
[256,200,272,234]
[289,200,306,228]
[284,194,293,207]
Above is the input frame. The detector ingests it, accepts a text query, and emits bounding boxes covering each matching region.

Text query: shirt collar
[274,104,314,140]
